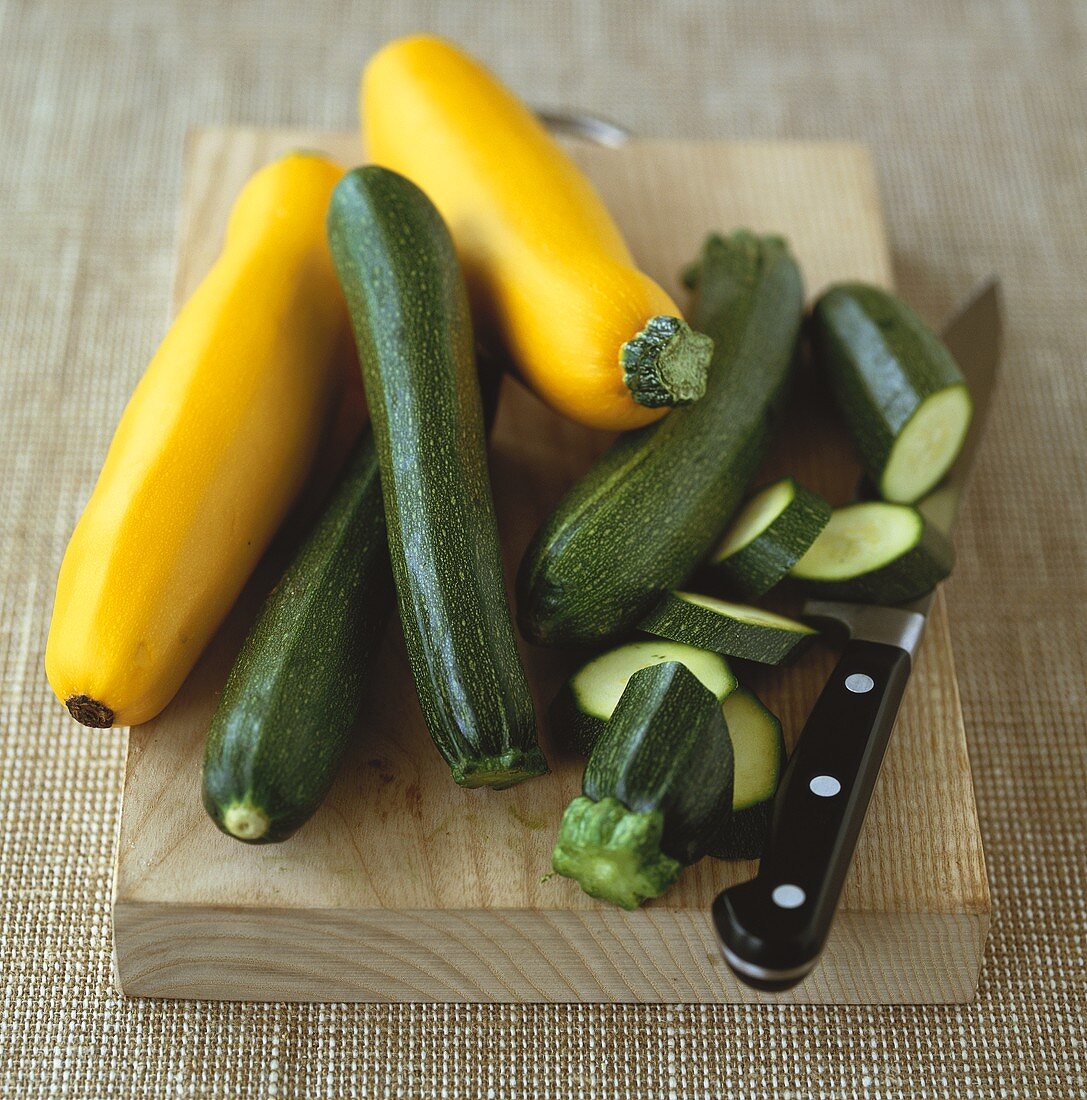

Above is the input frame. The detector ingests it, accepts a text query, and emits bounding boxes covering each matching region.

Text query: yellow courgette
[362,35,712,431]
[46,152,353,728]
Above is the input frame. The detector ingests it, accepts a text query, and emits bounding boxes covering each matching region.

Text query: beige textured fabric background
[2,0,1085,1095]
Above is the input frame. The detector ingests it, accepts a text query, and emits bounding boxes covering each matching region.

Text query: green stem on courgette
[620,316,713,408]
[552,796,683,910]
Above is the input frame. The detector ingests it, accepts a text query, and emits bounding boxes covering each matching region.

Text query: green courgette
[709,688,785,861]
[202,434,393,844]
[640,592,816,665]
[328,166,546,790]
[552,662,734,909]
[812,283,973,504]
[708,477,831,596]
[517,231,804,647]
[790,501,954,602]
[550,639,737,755]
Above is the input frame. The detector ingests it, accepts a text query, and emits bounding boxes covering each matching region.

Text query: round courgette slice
[550,640,737,755]
[709,688,786,861]
[790,501,954,602]
[640,592,816,665]
[710,477,831,597]
[812,283,973,504]
[881,384,973,504]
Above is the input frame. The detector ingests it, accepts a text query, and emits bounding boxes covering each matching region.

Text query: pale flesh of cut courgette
[812,283,973,504]
[790,501,954,602]
[881,385,973,504]
[709,688,785,861]
[709,477,832,597]
[550,640,738,755]
[640,591,816,665]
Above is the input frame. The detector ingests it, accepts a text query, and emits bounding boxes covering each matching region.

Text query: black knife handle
[713,638,912,991]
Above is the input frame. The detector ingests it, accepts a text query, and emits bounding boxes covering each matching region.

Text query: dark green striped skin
[518,231,805,648]
[639,595,815,666]
[202,434,393,844]
[328,167,545,790]
[791,510,955,603]
[710,479,832,597]
[812,283,970,501]
[553,662,734,908]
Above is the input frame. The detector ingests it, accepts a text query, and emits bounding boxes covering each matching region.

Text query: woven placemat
[2,1,1085,1095]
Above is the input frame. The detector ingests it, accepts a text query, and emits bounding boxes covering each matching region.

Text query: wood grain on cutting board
[112,128,989,1004]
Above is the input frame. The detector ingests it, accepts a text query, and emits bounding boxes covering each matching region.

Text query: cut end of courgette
[708,688,785,861]
[571,641,737,722]
[620,316,713,409]
[813,284,972,506]
[709,477,832,598]
[65,694,114,729]
[880,384,973,503]
[552,641,736,757]
[552,796,683,910]
[452,746,550,790]
[679,592,815,633]
[222,800,272,843]
[724,689,784,811]
[790,501,954,602]
[714,479,797,561]
[792,502,921,581]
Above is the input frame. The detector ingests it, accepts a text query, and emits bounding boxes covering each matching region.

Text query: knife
[536,109,630,148]
[713,279,1003,992]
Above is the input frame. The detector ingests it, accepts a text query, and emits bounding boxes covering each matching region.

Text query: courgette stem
[552,796,683,910]
[620,316,713,408]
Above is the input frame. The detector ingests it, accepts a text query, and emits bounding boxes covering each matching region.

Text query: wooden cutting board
[111,128,989,1004]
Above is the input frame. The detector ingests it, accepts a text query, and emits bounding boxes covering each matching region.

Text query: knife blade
[536,109,630,148]
[712,279,1002,992]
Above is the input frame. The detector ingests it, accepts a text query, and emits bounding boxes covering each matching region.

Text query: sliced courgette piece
[640,592,816,665]
[550,640,738,756]
[552,662,734,909]
[790,501,954,602]
[709,689,785,861]
[708,477,831,597]
[812,283,973,504]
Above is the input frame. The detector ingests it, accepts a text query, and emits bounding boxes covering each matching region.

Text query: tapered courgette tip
[65,694,114,728]
[621,316,713,409]
[222,801,271,842]
[551,796,683,909]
